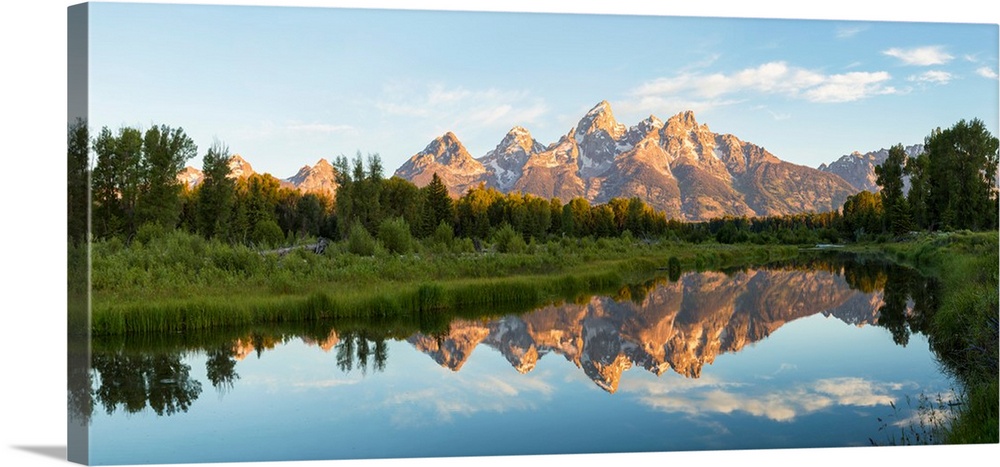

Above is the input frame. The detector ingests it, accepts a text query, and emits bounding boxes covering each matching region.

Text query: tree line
[69,117,998,250]
[842,118,999,239]
[74,121,696,249]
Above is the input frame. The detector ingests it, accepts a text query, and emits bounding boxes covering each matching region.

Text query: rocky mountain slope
[285,158,338,197]
[177,155,337,196]
[818,145,924,193]
[393,101,857,221]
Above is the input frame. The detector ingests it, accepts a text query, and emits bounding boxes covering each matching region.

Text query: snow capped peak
[481,126,545,191]
[227,154,255,178]
[639,115,664,131]
[576,100,626,140]
[421,132,476,165]
[497,126,543,153]
[665,110,701,130]
[586,100,613,116]
[440,131,461,143]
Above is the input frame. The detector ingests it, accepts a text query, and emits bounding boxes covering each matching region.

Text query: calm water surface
[77,260,953,465]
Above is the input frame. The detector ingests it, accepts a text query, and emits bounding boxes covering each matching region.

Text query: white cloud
[376,83,549,132]
[882,46,954,66]
[908,70,954,84]
[286,122,358,134]
[379,372,555,427]
[625,61,897,113]
[812,377,895,407]
[804,71,897,103]
[291,378,360,389]
[627,376,900,422]
[976,67,999,79]
[836,25,867,39]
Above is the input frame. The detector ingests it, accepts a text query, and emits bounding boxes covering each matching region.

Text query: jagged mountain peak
[642,114,664,128]
[393,100,859,220]
[227,154,255,178]
[586,100,613,116]
[575,100,626,140]
[282,158,338,196]
[424,132,473,161]
[393,132,487,197]
[626,115,665,143]
[481,126,547,191]
[818,144,924,192]
[663,110,706,135]
[177,166,203,189]
[508,125,531,135]
[498,126,542,152]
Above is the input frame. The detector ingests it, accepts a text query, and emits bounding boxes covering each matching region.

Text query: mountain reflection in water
[76,258,936,422]
[408,266,895,393]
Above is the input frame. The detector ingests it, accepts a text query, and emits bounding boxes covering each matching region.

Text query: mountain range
[394,101,860,221]
[179,100,915,220]
[178,154,338,198]
[818,144,924,193]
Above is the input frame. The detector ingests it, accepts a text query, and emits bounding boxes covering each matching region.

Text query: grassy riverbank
[90,229,800,335]
[86,227,997,444]
[851,231,998,445]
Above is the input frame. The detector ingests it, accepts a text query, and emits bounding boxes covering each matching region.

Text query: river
[70,257,953,464]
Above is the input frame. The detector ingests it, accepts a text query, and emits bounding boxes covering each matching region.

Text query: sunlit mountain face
[394,101,857,221]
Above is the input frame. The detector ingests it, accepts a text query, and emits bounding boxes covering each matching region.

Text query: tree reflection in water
[76,254,939,420]
[90,352,202,416]
[205,345,240,393]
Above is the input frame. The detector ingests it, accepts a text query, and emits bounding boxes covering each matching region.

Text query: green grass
[90,229,800,335]
[851,230,998,445]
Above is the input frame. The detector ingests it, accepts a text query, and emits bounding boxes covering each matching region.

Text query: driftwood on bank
[260,237,329,256]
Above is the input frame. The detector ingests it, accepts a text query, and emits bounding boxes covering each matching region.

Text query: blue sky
[86,2,999,179]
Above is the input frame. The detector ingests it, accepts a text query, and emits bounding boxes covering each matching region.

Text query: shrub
[452,237,476,254]
[251,219,285,248]
[432,220,455,248]
[135,222,167,245]
[378,217,414,254]
[347,222,378,256]
[492,223,526,254]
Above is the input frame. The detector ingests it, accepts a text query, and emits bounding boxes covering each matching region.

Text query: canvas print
[67,1,999,465]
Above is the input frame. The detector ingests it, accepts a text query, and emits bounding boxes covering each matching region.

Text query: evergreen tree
[423,172,453,230]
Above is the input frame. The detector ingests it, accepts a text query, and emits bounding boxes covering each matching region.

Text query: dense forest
[67,117,999,251]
